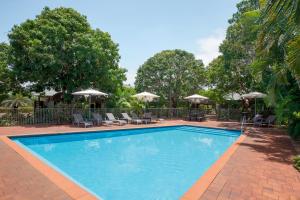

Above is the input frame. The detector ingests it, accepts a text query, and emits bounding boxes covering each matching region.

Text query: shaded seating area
[185,110,206,121]
[253,114,276,127]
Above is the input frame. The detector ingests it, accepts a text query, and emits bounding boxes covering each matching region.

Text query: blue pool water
[12,126,240,200]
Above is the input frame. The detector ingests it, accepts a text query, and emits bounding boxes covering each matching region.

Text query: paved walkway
[200,127,300,200]
[0,120,299,200]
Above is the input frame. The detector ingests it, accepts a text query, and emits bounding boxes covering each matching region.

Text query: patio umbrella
[72,89,108,118]
[132,92,159,102]
[241,92,266,115]
[224,93,241,101]
[132,92,159,111]
[184,94,208,104]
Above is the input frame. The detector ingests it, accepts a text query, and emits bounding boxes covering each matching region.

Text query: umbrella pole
[89,95,91,120]
[255,98,257,116]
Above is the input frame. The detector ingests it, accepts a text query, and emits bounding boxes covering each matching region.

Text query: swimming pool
[12,125,240,200]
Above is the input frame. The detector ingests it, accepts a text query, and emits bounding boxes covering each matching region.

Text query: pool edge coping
[1,123,244,200]
[5,123,241,138]
[0,135,98,200]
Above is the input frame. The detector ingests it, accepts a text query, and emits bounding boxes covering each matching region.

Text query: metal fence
[0,106,243,126]
[0,107,218,126]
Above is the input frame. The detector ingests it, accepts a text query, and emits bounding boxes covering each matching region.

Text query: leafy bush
[289,112,300,140]
[0,119,16,126]
[294,156,300,171]
[293,123,300,140]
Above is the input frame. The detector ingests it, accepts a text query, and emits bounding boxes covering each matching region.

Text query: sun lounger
[143,112,156,123]
[92,113,113,126]
[253,114,263,126]
[262,115,276,127]
[132,113,150,124]
[73,114,93,128]
[106,113,127,125]
[121,113,142,124]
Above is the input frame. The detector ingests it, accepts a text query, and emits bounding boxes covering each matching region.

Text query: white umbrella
[224,93,241,101]
[184,94,208,104]
[72,89,108,118]
[133,92,159,112]
[241,92,266,115]
[72,89,108,96]
[132,92,159,102]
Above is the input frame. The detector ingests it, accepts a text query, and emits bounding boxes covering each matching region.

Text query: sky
[0,0,239,85]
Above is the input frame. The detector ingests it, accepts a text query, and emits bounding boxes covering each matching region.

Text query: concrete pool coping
[0,123,245,200]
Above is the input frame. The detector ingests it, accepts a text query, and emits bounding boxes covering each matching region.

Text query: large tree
[8,7,126,99]
[206,0,300,138]
[135,49,206,108]
[218,0,261,94]
[0,43,17,101]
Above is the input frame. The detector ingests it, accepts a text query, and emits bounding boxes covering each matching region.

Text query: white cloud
[195,29,225,66]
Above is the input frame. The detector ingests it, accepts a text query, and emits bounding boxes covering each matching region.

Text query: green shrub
[288,122,295,136]
[294,156,300,171]
[293,123,300,140]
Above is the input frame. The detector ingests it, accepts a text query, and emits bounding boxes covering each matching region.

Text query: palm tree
[258,0,300,89]
[1,94,32,108]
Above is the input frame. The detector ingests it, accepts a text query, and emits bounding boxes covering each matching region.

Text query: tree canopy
[135,49,206,108]
[206,0,300,138]
[0,43,20,101]
[0,43,10,98]
[208,0,261,95]
[8,7,126,99]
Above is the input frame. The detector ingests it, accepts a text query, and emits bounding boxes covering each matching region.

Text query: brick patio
[0,120,299,200]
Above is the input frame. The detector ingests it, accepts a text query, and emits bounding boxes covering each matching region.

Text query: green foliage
[0,43,17,101]
[229,0,260,24]
[113,86,143,109]
[289,112,300,139]
[198,89,225,104]
[206,0,262,102]
[8,7,126,99]
[135,49,206,108]
[1,94,32,108]
[287,35,300,85]
[257,0,300,88]
[254,0,300,138]
[293,156,300,171]
[0,43,10,99]
[206,0,300,139]
[218,1,261,94]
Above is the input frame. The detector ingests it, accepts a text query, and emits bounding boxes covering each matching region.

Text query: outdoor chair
[196,111,206,121]
[72,114,93,128]
[187,110,198,121]
[121,113,142,124]
[106,113,127,125]
[143,112,164,123]
[253,114,264,126]
[92,113,113,126]
[262,115,276,127]
[131,113,150,124]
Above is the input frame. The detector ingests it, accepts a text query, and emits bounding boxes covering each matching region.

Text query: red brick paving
[0,139,72,200]
[200,126,300,200]
[0,120,299,200]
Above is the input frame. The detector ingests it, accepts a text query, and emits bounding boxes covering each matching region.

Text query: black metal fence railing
[0,107,244,126]
[216,108,242,121]
[0,107,220,126]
